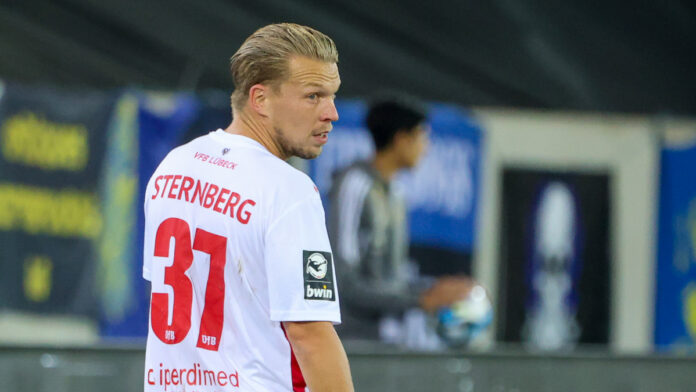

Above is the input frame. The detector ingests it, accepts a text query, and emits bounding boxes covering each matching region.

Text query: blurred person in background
[328,95,473,348]
[142,23,353,391]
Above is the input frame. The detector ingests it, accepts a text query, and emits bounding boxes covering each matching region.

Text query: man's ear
[248,84,270,117]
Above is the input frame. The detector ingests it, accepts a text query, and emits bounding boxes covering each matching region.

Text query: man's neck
[224,110,286,159]
[372,150,402,181]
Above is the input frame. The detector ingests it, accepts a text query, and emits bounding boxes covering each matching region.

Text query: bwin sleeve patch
[303,250,335,301]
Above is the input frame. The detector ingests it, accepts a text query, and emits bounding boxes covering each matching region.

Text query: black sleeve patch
[303,250,335,301]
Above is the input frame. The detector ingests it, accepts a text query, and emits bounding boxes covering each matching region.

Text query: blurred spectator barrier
[0,344,694,392]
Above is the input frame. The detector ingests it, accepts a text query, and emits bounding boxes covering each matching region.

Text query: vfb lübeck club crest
[303,251,335,301]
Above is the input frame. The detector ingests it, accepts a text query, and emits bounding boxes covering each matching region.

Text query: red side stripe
[280,324,307,392]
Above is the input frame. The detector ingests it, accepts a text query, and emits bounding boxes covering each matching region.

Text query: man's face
[266,56,341,160]
[396,122,430,168]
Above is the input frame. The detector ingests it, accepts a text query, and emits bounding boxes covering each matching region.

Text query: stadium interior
[0,1,695,391]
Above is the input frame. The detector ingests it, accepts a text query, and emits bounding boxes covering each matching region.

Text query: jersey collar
[209,129,270,154]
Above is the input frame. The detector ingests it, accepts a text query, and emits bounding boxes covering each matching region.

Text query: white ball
[436,285,493,347]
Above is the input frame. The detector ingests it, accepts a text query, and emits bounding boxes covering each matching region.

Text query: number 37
[151,217,226,351]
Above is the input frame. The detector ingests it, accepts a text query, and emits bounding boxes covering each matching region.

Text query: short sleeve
[264,194,341,324]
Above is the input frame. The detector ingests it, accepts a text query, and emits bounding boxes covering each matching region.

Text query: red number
[150,218,227,351]
[151,218,193,345]
[193,228,227,351]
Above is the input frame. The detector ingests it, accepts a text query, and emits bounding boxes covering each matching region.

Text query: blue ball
[436,285,493,347]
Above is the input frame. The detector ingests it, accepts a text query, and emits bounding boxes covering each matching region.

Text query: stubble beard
[274,127,321,160]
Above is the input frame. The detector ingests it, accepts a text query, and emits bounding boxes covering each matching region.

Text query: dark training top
[328,160,422,339]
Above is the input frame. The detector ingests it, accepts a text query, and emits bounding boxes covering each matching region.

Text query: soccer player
[142,23,353,391]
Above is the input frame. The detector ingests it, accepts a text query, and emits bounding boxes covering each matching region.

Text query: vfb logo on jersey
[303,251,335,301]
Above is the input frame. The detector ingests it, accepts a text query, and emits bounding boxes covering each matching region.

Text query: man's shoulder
[256,158,319,203]
[159,133,209,163]
[332,160,375,190]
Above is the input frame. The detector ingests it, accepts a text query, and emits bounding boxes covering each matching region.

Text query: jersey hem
[270,310,341,324]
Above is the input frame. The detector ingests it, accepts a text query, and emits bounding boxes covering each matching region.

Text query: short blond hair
[230,23,338,111]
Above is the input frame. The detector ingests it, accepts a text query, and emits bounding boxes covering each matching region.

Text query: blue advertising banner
[308,100,482,252]
[655,137,696,350]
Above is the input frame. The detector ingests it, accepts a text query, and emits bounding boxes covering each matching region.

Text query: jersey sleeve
[264,193,341,324]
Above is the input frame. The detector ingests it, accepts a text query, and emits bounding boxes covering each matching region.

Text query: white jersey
[142,129,340,392]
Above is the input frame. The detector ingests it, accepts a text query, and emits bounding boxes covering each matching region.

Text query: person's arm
[418,276,474,312]
[283,321,354,392]
[329,169,475,316]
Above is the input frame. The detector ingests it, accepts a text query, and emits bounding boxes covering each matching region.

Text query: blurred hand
[419,276,475,313]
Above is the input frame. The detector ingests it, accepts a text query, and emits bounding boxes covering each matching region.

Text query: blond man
[143,23,353,392]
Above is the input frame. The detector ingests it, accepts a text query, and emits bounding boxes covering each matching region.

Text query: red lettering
[178,176,194,201]
[161,175,174,197]
[229,370,239,387]
[152,175,254,224]
[223,192,241,218]
[152,176,163,199]
[203,370,216,385]
[187,367,197,385]
[214,189,230,213]
[152,176,162,199]
[168,175,182,199]
[217,371,228,386]
[237,199,256,224]
[147,364,239,389]
[203,184,220,208]
[192,181,209,205]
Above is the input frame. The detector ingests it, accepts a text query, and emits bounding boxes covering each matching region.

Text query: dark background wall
[1,0,694,115]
